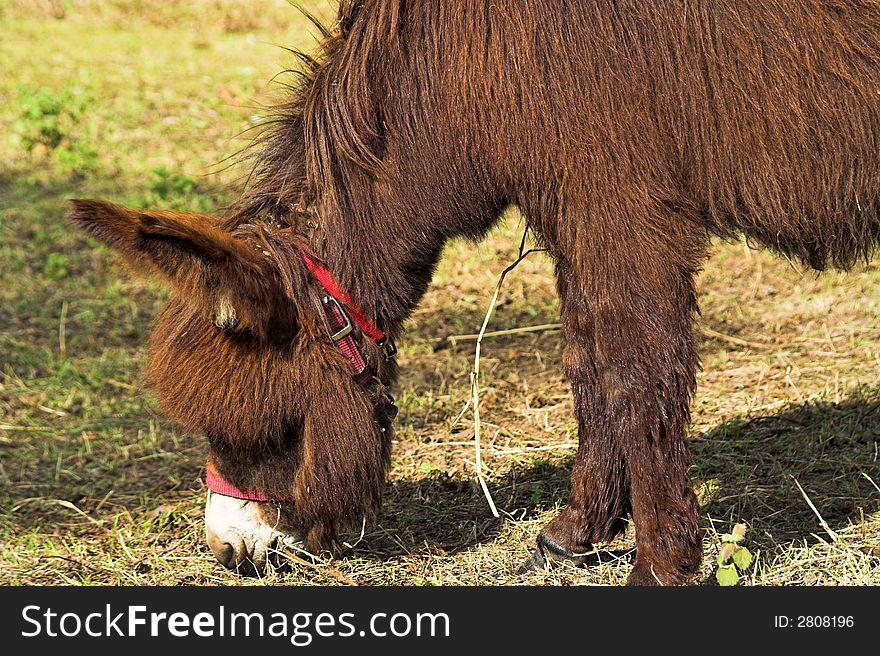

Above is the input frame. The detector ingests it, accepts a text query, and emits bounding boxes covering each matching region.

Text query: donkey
[69,0,880,584]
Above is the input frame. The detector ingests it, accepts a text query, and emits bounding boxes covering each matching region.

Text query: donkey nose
[206,526,271,575]
[207,535,236,568]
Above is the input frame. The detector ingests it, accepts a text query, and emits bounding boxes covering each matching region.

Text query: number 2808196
[774,616,854,629]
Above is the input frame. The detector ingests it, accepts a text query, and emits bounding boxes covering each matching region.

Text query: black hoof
[518,545,549,574]
[519,534,589,573]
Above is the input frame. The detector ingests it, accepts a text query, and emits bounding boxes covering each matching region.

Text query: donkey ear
[69,199,290,336]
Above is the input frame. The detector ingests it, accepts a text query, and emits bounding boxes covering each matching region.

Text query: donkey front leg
[523,264,631,570]
[533,218,706,584]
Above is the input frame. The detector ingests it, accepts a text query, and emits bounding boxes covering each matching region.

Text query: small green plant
[13,85,97,175]
[716,523,753,586]
[44,253,70,281]
[138,166,215,212]
[149,165,196,199]
[55,140,98,174]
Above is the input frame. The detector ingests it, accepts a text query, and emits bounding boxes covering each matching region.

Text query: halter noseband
[205,247,398,502]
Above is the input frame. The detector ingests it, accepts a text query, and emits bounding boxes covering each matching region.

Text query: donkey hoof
[626,560,697,586]
[518,546,549,573]
[519,534,589,573]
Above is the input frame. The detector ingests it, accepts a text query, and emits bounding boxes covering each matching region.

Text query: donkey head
[69,199,394,574]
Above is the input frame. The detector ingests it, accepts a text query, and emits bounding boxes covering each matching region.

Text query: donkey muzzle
[204,491,304,576]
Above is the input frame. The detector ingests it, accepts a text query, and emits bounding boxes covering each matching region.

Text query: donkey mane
[230,0,403,230]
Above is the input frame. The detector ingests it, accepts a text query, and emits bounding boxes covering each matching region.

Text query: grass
[1,1,878,586]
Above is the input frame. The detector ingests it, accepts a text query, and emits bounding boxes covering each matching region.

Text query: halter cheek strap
[301,251,397,366]
[300,252,386,343]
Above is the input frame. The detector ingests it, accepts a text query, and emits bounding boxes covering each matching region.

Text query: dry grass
[1,1,878,586]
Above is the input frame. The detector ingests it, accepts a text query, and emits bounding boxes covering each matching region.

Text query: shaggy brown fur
[71,0,880,583]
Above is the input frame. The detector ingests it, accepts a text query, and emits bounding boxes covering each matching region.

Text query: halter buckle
[379,337,397,361]
[322,295,353,341]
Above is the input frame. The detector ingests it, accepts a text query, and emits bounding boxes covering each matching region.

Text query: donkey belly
[695,114,880,271]
[676,68,880,270]
[705,176,880,272]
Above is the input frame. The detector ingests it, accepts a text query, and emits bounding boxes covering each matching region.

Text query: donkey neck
[304,206,446,339]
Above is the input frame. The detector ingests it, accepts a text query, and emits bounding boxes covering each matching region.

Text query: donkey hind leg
[529,216,705,585]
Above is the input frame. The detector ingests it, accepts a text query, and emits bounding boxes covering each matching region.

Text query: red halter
[300,251,396,383]
[205,250,395,502]
[206,460,271,502]
[300,252,386,343]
